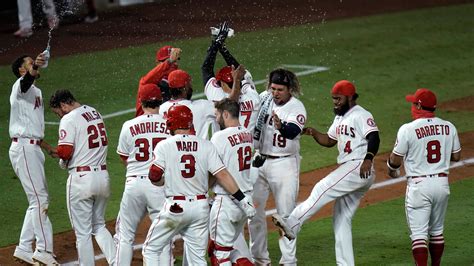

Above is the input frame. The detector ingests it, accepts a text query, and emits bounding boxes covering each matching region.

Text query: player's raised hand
[232,64,246,82]
[169,48,181,63]
[272,111,282,130]
[34,53,46,68]
[215,21,229,46]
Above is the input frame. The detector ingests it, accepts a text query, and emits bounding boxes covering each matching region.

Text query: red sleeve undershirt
[57,145,74,160]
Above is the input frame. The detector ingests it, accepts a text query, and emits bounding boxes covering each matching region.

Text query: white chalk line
[62,156,474,265]
[45,65,330,125]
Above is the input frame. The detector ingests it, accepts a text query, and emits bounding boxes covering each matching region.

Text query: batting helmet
[166,104,193,131]
[216,66,233,84]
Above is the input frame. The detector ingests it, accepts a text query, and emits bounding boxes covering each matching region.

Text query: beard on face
[218,116,225,130]
[186,87,193,100]
[333,100,351,116]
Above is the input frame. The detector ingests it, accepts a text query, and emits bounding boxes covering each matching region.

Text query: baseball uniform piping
[296,161,361,221]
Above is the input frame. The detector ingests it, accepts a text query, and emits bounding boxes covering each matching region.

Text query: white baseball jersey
[151,134,226,196]
[210,126,254,194]
[117,114,171,176]
[159,99,216,139]
[392,117,461,176]
[58,105,107,168]
[328,105,379,164]
[9,77,44,139]
[205,77,261,133]
[259,91,307,156]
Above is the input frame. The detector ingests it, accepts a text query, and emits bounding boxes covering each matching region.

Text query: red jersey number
[180,154,196,178]
[135,137,166,162]
[241,111,252,128]
[426,140,441,163]
[87,123,108,149]
[344,141,352,154]
[272,133,286,148]
[238,146,252,171]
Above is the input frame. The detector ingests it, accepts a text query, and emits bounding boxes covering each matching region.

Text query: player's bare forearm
[215,169,239,194]
[40,140,58,158]
[387,153,403,178]
[451,151,461,162]
[303,127,337,147]
[229,65,245,101]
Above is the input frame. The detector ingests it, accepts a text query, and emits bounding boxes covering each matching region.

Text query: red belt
[12,137,41,145]
[411,173,447,179]
[76,165,107,172]
[262,154,291,159]
[172,195,206,201]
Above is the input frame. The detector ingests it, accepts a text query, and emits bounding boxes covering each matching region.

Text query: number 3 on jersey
[180,154,196,178]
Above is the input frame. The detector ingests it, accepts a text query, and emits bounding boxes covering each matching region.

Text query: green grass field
[1,3,473,259]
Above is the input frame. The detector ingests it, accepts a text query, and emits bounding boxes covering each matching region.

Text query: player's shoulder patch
[367,118,376,127]
[59,129,67,140]
[296,114,306,125]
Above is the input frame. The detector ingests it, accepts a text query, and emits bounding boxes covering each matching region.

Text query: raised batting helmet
[156,45,173,62]
[166,104,193,131]
[216,66,233,84]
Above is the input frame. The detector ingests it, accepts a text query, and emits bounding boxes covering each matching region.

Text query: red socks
[429,234,445,266]
[412,239,428,266]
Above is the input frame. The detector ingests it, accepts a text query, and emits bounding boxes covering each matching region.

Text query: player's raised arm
[228,65,246,102]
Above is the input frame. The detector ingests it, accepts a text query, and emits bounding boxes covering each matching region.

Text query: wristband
[364,152,375,161]
[32,64,39,70]
[386,159,400,171]
[232,190,245,201]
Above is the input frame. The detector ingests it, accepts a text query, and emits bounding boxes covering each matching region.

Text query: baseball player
[115,84,173,265]
[387,88,461,266]
[135,46,180,117]
[249,68,307,265]
[272,80,380,266]
[50,89,116,265]
[202,21,260,133]
[9,53,59,265]
[142,104,256,266]
[159,69,217,139]
[208,99,255,266]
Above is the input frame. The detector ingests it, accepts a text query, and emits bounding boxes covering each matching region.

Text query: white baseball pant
[285,160,374,266]
[9,139,54,253]
[17,0,57,29]
[249,154,300,265]
[67,167,116,265]
[143,196,209,266]
[114,176,172,265]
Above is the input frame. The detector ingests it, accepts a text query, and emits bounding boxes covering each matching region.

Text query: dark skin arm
[40,140,58,158]
[302,127,337,147]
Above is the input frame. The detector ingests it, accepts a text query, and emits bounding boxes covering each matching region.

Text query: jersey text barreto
[415,124,450,139]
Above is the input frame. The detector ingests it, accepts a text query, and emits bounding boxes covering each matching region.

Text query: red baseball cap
[139,83,162,101]
[168,70,191,89]
[156,45,173,62]
[405,88,437,109]
[331,80,356,96]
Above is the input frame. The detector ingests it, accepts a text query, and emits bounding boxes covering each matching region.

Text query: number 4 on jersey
[344,140,352,154]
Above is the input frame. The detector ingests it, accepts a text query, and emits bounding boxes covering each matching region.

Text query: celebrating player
[135,46,181,117]
[142,104,256,265]
[387,88,461,266]
[115,84,173,265]
[9,53,59,265]
[272,80,380,266]
[50,90,116,265]
[249,68,307,265]
[202,21,260,133]
[159,69,217,139]
[208,99,255,266]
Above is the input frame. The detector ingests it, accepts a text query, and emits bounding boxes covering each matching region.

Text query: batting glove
[238,195,256,219]
[59,159,68,170]
[215,21,229,46]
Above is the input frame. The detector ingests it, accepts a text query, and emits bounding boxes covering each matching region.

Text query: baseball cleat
[13,247,35,265]
[271,214,296,240]
[32,250,59,265]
